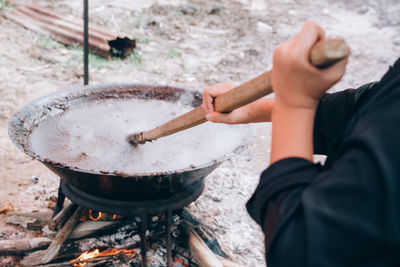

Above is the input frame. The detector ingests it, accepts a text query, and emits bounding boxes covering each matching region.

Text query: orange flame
[84,210,121,221]
[88,210,102,221]
[175,257,187,267]
[71,248,137,266]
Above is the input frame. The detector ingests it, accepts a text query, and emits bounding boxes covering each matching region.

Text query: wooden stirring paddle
[127,39,349,146]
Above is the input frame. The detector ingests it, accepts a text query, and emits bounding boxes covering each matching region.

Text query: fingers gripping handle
[214,39,348,113]
[129,39,348,145]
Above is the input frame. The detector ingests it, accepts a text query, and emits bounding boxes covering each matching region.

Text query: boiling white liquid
[30,98,249,174]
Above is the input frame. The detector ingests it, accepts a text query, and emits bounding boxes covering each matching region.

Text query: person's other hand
[272,20,349,110]
[202,83,275,124]
[202,83,243,124]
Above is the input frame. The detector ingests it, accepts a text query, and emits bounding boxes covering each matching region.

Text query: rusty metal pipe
[5,4,135,58]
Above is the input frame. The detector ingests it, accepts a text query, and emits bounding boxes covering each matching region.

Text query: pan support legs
[166,209,172,267]
[139,209,173,267]
[53,179,65,217]
[140,211,148,267]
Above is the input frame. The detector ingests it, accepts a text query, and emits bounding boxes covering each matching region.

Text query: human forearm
[270,21,348,163]
[247,98,274,123]
[222,98,274,124]
[271,102,316,164]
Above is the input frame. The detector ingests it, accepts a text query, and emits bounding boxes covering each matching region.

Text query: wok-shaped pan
[8,84,247,201]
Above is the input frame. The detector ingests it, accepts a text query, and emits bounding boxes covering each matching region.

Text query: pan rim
[8,83,251,178]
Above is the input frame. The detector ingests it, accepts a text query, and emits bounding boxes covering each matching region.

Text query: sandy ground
[0,0,399,266]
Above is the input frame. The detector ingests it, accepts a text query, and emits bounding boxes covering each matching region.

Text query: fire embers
[70,248,187,267]
[85,210,122,221]
[71,248,137,266]
[57,212,195,267]
[174,256,188,267]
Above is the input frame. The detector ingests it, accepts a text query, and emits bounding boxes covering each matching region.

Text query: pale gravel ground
[0,0,399,266]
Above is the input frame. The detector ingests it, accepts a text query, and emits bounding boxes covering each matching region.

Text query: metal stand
[53,180,65,217]
[140,211,148,267]
[83,0,89,85]
[139,209,173,267]
[166,209,172,267]
[58,181,205,266]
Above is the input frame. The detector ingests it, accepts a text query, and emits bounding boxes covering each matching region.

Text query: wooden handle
[133,39,348,144]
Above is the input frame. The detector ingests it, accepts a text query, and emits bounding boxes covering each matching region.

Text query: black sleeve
[313,82,377,155]
[246,69,400,266]
[247,129,400,266]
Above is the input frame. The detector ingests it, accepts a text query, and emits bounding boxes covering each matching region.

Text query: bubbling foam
[29,98,249,174]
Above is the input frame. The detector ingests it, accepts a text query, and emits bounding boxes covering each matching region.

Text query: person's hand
[272,20,349,110]
[202,83,245,124]
[202,83,275,124]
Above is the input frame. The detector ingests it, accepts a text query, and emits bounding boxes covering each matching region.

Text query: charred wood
[37,258,108,267]
[48,203,77,231]
[43,220,119,241]
[183,221,223,267]
[181,209,232,260]
[68,221,118,239]
[36,251,136,267]
[21,207,86,266]
[0,238,52,254]
[6,211,52,230]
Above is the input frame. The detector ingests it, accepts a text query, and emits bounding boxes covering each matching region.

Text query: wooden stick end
[126,132,146,146]
[310,39,349,68]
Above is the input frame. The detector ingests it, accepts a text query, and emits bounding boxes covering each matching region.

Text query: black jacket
[247,58,400,267]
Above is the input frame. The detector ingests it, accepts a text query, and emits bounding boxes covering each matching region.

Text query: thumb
[206,112,234,124]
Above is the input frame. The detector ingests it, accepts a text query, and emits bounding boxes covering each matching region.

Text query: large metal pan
[8,84,247,201]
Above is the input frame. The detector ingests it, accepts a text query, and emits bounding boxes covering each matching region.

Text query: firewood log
[0,238,51,252]
[183,221,223,267]
[21,207,86,266]
[48,203,77,231]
